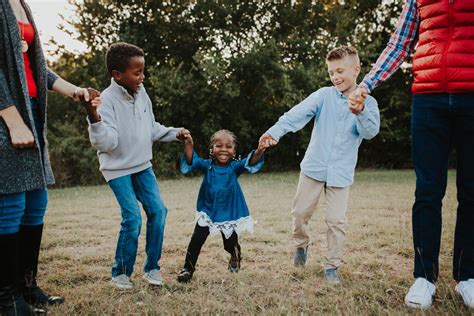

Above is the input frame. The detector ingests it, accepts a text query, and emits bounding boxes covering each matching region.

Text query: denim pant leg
[452,93,474,282]
[21,189,48,226]
[109,175,142,277]
[132,167,168,272]
[0,192,26,235]
[411,94,452,283]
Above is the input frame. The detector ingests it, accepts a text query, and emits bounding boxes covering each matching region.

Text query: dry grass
[39,170,471,315]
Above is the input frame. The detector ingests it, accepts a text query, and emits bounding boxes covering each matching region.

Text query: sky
[27,0,86,58]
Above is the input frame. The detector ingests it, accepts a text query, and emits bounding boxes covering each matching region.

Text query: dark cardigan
[0,0,59,194]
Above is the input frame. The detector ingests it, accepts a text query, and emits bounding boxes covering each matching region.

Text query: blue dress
[181,150,264,239]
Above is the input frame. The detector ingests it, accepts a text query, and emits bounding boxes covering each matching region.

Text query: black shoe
[23,284,64,306]
[0,290,46,316]
[177,269,193,283]
[228,255,241,273]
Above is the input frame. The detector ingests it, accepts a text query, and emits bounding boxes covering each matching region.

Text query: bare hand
[82,88,101,123]
[348,86,368,115]
[74,87,91,102]
[176,129,192,143]
[9,123,35,148]
[259,133,278,148]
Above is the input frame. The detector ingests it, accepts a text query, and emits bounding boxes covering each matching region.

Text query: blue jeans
[411,93,474,282]
[0,189,48,235]
[108,167,168,277]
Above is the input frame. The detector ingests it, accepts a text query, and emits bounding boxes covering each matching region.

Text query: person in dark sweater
[0,1,99,315]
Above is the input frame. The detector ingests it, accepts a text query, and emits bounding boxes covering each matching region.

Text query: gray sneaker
[143,269,164,286]
[324,268,341,285]
[293,247,308,267]
[111,274,133,289]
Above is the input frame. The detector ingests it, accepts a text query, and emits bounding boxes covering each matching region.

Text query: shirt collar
[110,78,143,100]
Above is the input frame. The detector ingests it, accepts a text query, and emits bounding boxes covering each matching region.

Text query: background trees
[48,0,412,187]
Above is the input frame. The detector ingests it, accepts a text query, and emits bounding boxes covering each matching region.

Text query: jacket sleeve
[0,67,14,110]
[46,68,59,91]
[87,101,119,152]
[355,97,380,140]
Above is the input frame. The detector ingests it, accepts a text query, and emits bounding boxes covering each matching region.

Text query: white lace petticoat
[195,211,255,239]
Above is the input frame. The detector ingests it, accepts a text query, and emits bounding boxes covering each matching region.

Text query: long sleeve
[233,150,264,176]
[355,97,380,140]
[360,0,419,92]
[147,100,181,142]
[88,104,119,152]
[180,151,209,174]
[266,89,323,141]
[46,68,59,91]
[0,68,14,110]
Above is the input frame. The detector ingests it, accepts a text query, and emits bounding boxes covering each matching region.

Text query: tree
[48,0,410,187]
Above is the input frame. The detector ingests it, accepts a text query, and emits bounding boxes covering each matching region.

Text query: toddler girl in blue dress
[177,129,266,282]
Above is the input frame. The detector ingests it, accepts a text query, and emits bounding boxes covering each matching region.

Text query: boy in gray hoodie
[85,42,189,289]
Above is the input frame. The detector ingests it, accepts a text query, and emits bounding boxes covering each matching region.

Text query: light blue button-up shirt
[266,86,380,188]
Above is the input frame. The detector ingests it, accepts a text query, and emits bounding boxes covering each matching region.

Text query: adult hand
[9,123,35,148]
[348,86,368,115]
[73,87,91,102]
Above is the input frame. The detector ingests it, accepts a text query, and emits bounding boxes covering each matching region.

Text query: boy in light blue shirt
[260,46,380,284]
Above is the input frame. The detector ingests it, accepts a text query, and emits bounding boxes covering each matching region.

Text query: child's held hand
[176,129,193,144]
[348,86,367,115]
[82,87,101,123]
[259,133,278,149]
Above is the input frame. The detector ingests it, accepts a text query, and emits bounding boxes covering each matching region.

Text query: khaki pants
[292,172,349,270]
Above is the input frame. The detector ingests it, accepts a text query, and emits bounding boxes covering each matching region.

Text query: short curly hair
[106,42,144,75]
[326,46,359,63]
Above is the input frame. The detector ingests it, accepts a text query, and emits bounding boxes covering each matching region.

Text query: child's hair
[106,42,144,76]
[326,46,359,64]
[209,129,240,158]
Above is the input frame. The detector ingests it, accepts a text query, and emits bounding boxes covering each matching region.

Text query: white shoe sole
[144,275,164,286]
[405,298,431,309]
[111,280,133,289]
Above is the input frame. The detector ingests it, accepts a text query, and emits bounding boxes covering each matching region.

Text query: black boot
[19,225,64,306]
[0,233,45,316]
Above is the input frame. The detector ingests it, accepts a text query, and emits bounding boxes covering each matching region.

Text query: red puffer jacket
[412,0,474,93]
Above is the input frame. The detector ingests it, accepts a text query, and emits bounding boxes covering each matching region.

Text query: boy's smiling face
[112,56,145,95]
[327,55,361,96]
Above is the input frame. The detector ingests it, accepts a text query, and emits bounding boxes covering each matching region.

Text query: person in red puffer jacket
[349,0,474,310]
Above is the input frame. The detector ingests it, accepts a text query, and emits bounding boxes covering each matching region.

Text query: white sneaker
[405,278,436,309]
[111,274,133,289]
[455,279,474,308]
[143,269,164,286]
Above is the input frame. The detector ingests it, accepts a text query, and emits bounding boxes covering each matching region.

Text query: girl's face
[211,134,236,166]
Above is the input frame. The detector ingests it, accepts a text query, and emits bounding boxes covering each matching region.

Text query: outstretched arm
[176,129,193,165]
[248,140,266,166]
[361,0,419,92]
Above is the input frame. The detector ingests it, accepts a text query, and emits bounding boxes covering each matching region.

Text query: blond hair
[326,46,360,64]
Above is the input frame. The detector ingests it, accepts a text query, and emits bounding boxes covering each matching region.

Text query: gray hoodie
[88,79,181,181]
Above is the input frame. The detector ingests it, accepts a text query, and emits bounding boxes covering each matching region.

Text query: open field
[39,170,470,314]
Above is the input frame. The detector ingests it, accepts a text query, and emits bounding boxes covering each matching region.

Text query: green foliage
[48,0,411,187]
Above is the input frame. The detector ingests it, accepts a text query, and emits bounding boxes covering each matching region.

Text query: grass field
[38,169,470,315]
